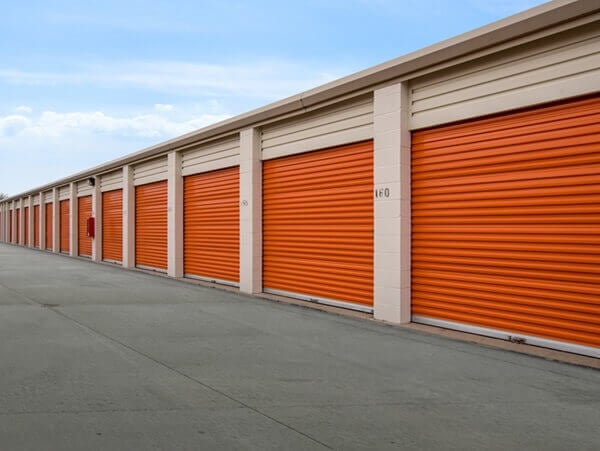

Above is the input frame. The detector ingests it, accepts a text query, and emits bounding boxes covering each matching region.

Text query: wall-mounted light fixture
[88,177,96,187]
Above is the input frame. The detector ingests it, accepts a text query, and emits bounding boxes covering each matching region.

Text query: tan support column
[19,199,25,245]
[69,183,78,257]
[373,82,411,324]
[92,181,102,262]
[11,202,17,244]
[39,193,46,250]
[52,188,60,253]
[122,166,135,268]
[28,195,34,247]
[167,151,183,278]
[239,127,262,295]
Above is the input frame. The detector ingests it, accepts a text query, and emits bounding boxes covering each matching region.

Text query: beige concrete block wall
[122,166,135,268]
[167,152,184,278]
[373,82,411,324]
[239,128,262,295]
[92,182,102,262]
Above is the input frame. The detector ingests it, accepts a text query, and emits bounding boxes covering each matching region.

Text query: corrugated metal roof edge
[3,0,598,201]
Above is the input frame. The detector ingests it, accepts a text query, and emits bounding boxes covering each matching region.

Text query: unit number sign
[374,187,391,199]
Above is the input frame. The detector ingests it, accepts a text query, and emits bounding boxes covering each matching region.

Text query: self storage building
[1,0,599,358]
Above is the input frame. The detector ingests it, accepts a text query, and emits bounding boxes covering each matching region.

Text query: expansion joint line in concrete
[2,285,333,450]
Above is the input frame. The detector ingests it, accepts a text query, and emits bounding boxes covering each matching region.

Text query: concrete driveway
[0,243,598,450]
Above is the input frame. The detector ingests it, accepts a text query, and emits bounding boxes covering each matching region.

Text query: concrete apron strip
[0,278,333,449]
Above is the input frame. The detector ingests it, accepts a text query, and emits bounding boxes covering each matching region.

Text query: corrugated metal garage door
[34,205,40,248]
[24,207,29,246]
[135,181,167,271]
[263,141,374,310]
[78,195,92,257]
[45,204,53,250]
[183,166,240,284]
[411,96,600,350]
[60,200,70,253]
[102,189,123,263]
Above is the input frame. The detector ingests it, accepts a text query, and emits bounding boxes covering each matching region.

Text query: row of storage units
[0,2,598,358]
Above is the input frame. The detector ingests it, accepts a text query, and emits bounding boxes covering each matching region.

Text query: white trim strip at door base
[184,274,239,288]
[136,264,167,274]
[264,288,373,314]
[412,315,600,359]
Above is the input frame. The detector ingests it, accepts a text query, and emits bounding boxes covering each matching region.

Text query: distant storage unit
[2,0,598,358]
[102,189,123,263]
[135,180,168,271]
[78,195,93,257]
[59,200,70,254]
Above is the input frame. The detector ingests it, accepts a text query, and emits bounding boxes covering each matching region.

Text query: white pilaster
[239,128,262,295]
[373,82,411,324]
[92,182,102,262]
[19,200,25,245]
[40,193,46,250]
[11,202,17,244]
[52,188,60,253]
[167,152,183,278]
[28,195,34,247]
[69,183,77,256]
[122,166,135,268]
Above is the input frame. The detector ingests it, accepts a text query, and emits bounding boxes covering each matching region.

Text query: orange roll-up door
[411,96,600,350]
[45,204,53,250]
[136,181,167,270]
[9,210,13,243]
[263,141,374,309]
[78,195,93,257]
[24,207,29,246]
[16,209,20,244]
[59,200,70,253]
[34,205,40,248]
[184,166,240,284]
[102,189,123,263]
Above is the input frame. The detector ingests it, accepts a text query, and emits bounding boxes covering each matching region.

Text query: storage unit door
[263,141,374,310]
[34,205,40,248]
[45,204,53,250]
[16,209,20,244]
[412,95,600,352]
[184,167,240,284]
[78,195,93,257]
[102,189,123,263]
[60,200,70,253]
[24,207,29,246]
[9,210,13,243]
[135,181,167,271]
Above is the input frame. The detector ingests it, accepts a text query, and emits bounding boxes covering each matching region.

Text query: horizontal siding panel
[100,170,123,192]
[181,137,240,176]
[134,157,168,186]
[33,194,40,206]
[412,96,600,349]
[262,95,373,160]
[58,186,70,201]
[410,24,600,129]
[77,180,94,197]
[43,191,53,203]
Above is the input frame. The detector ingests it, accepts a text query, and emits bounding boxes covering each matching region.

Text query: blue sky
[1,0,547,196]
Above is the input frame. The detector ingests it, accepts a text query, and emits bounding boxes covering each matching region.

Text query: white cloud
[15,105,33,114]
[0,109,231,140]
[154,103,174,112]
[0,59,349,100]
[0,115,32,137]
